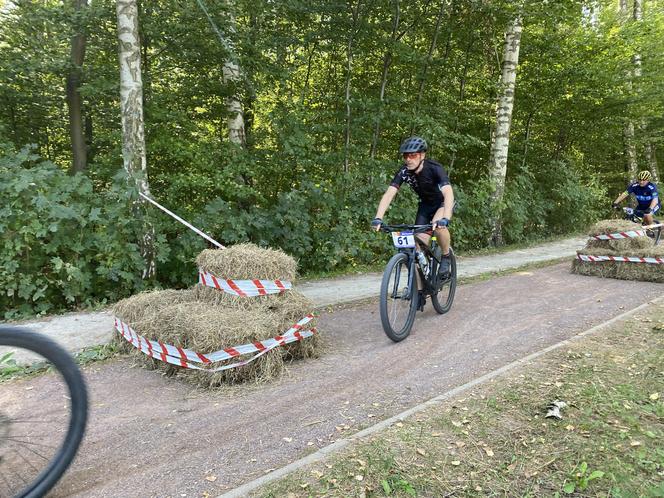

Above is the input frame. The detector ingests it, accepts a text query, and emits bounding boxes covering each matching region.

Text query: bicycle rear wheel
[431,247,457,314]
[380,253,418,342]
[0,327,88,498]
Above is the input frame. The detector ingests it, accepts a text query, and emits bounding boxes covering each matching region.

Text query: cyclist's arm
[440,185,454,220]
[614,191,628,204]
[375,186,398,220]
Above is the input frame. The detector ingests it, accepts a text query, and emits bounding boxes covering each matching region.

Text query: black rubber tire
[380,252,418,342]
[431,247,457,315]
[0,327,88,498]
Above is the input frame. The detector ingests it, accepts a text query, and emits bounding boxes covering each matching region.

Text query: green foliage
[0,146,160,318]
[0,0,662,315]
[562,461,605,494]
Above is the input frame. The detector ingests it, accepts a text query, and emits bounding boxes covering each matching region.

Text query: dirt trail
[4,264,661,497]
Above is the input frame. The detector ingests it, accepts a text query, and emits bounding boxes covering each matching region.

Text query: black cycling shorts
[415,202,444,227]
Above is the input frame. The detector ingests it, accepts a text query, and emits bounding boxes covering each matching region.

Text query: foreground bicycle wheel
[0,327,88,498]
[431,247,457,314]
[380,252,418,342]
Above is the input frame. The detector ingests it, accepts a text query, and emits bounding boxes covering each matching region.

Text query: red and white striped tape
[591,230,646,240]
[577,254,664,264]
[198,271,292,297]
[114,314,315,371]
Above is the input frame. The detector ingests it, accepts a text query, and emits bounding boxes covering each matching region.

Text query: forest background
[0,0,662,318]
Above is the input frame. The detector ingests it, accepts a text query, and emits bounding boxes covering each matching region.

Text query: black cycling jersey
[390,158,450,205]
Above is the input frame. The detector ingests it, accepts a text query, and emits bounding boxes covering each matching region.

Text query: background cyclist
[371,136,455,306]
[612,170,660,225]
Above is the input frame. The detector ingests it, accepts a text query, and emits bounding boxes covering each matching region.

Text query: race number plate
[391,231,415,248]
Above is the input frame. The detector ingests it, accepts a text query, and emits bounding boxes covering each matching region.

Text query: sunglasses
[403,152,420,159]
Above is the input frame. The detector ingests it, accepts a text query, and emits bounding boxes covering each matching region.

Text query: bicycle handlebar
[379,223,434,234]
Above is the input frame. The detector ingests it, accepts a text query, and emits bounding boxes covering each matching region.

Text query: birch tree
[620,0,639,179]
[196,0,245,146]
[633,0,659,181]
[117,0,155,279]
[66,0,88,174]
[488,14,523,246]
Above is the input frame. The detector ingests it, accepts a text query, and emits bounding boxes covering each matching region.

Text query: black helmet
[399,136,428,154]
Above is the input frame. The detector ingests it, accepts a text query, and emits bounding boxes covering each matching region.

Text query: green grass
[0,342,121,382]
[257,302,664,497]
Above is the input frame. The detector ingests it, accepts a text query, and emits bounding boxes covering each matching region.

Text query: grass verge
[0,343,121,382]
[257,300,664,497]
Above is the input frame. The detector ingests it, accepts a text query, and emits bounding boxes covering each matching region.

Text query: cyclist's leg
[431,206,450,255]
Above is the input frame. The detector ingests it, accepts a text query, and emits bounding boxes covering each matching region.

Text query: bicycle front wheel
[431,247,457,315]
[380,252,418,342]
[647,222,662,245]
[0,327,88,498]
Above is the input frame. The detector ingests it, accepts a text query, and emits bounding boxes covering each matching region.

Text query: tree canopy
[1,0,663,317]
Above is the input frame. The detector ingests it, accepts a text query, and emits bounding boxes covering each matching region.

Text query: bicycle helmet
[399,136,428,154]
[638,170,652,181]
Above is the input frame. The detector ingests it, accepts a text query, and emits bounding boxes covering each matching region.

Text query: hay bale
[119,291,320,387]
[196,243,298,281]
[112,289,198,353]
[572,245,664,283]
[113,289,198,324]
[587,219,638,236]
[585,219,654,252]
[571,258,664,283]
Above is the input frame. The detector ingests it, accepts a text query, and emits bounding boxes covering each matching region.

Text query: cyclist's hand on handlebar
[371,217,382,231]
[434,218,449,228]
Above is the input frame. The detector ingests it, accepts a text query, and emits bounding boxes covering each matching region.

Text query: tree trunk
[619,0,638,180]
[412,0,447,128]
[223,61,245,146]
[117,0,155,279]
[66,0,88,175]
[488,14,523,247]
[343,0,362,174]
[195,0,246,146]
[370,0,400,160]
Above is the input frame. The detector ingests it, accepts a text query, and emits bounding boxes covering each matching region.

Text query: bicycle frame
[381,224,440,297]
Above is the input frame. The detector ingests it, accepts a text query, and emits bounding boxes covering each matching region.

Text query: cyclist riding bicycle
[372,136,455,309]
[612,170,661,225]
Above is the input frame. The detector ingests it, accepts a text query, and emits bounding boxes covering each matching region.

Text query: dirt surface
[4,263,662,497]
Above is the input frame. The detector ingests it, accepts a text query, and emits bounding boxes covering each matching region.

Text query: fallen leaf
[452,420,462,427]
[283,437,293,443]
[566,425,575,431]
[395,422,404,428]
[355,475,364,481]
[630,441,642,447]
[484,447,494,457]
[451,460,461,466]
[416,448,426,456]
[650,393,660,401]
[205,475,217,482]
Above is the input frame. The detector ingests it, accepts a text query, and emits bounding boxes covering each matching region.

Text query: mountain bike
[378,224,457,342]
[0,327,88,498]
[620,206,662,245]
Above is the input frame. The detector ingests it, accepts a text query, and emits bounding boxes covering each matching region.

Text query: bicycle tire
[0,327,88,498]
[649,222,662,245]
[431,247,457,315]
[380,252,418,342]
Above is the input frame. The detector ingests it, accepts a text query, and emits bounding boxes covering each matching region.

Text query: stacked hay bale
[571,220,664,283]
[113,243,322,387]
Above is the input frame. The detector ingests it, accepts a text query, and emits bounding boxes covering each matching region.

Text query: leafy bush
[0,146,161,319]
